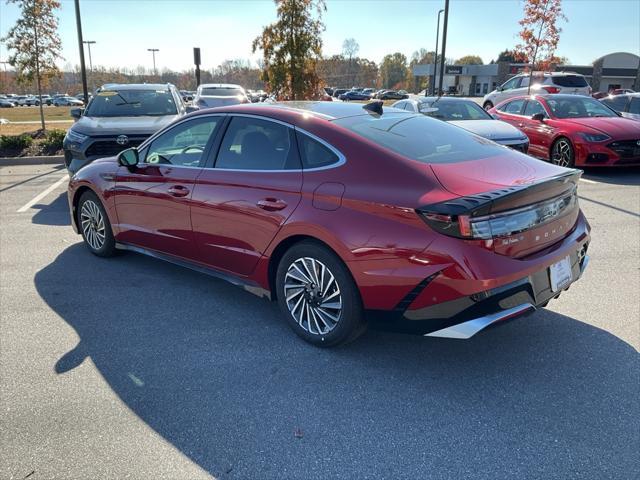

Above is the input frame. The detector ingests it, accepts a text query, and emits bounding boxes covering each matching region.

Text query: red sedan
[67,102,591,346]
[490,94,640,167]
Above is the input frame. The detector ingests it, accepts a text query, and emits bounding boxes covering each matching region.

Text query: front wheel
[483,101,494,110]
[77,191,116,257]
[276,241,366,347]
[551,137,575,168]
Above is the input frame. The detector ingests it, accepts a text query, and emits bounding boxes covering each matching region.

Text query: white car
[193,83,248,109]
[53,96,84,107]
[482,72,591,110]
[394,97,530,153]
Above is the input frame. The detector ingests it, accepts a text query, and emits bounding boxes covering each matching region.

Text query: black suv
[63,83,186,173]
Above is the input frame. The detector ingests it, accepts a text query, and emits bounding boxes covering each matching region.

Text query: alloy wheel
[552,139,573,167]
[80,200,106,251]
[284,257,343,335]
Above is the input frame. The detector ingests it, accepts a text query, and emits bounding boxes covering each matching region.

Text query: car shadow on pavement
[35,244,639,480]
[31,192,70,226]
[582,166,640,185]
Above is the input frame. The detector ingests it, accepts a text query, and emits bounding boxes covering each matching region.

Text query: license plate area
[549,256,572,292]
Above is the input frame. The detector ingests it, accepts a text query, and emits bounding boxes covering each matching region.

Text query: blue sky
[1,0,638,71]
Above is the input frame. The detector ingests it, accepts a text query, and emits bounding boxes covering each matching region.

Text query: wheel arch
[71,185,101,232]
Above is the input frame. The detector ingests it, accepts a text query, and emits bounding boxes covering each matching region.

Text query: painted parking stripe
[17,175,68,213]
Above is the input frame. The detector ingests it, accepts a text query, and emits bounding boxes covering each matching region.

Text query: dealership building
[412,52,640,96]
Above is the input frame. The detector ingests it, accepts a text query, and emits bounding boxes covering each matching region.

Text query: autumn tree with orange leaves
[516,0,567,93]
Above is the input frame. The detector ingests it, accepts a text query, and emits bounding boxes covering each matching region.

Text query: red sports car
[67,102,591,346]
[490,94,640,167]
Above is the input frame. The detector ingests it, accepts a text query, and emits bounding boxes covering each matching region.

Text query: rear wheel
[276,241,366,347]
[483,101,494,110]
[551,137,575,168]
[77,190,116,257]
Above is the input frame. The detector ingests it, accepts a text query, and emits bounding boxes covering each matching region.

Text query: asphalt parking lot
[1,163,638,479]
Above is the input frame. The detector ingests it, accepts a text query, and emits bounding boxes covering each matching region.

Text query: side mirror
[186,105,199,113]
[532,113,545,122]
[496,86,503,92]
[70,108,84,119]
[118,148,139,167]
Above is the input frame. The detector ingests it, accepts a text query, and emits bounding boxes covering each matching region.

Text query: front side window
[546,97,617,118]
[334,113,508,164]
[296,132,340,169]
[144,117,219,167]
[215,116,299,170]
[524,100,547,117]
[500,99,525,115]
[85,89,177,117]
[501,76,521,90]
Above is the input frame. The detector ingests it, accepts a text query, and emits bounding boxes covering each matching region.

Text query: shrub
[0,134,34,150]
[41,129,66,150]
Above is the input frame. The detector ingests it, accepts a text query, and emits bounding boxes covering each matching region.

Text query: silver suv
[483,72,591,110]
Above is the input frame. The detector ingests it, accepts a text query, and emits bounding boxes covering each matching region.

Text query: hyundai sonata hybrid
[67,102,591,346]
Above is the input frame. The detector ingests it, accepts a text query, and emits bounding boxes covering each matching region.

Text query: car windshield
[200,87,244,97]
[420,101,492,121]
[546,97,617,118]
[85,90,177,117]
[334,113,509,164]
[84,89,177,117]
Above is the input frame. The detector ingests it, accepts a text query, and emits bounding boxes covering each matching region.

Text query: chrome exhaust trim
[424,303,536,339]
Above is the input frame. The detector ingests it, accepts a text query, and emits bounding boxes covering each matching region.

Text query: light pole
[74,0,89,104]
[83,40,96,72]
[437,0,450,97]
[147,48,159,76]
[432,9,444,95]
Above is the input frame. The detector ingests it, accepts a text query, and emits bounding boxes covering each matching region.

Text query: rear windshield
[85,90,177,117]
[552,75,588,88]
[333,113,509,164]
[200,87,244,97]
[421,100,491,120]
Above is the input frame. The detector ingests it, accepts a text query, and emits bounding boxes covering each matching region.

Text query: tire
[77,190,116,257]
[550,137,575,168]
[483,101,494,110]
[276,241,366,347]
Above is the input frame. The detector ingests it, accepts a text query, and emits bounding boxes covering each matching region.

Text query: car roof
[189,101,409,122]
[99,83,172,91]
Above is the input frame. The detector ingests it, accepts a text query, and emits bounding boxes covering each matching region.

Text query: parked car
[15,96,31,106]
[0,98,16,108]
[395,97,529,152]
[193,83,248,109]
[53,96,84,106]
[600,93,640,120]
[67,101,590,346]
[63,83,186,173]
[332,88,349,99]
[490,94,640,167]
[609,89,635,96]
[378,90,409,100]
[483,72,591,110]
[338,90,371,101]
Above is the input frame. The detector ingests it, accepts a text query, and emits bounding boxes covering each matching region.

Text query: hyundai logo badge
[116,135,129,146]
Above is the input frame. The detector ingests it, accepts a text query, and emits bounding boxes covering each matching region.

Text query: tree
[342,38,359,60]
[496,49,529,63]
[455,55,483,65]
[516,0,566,92]
[252,0,326,100]
[379,52,408,89]
[2,0,63,131]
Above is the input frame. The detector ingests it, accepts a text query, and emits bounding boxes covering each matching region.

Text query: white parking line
[17,174,68,213]
[580,178,599,185]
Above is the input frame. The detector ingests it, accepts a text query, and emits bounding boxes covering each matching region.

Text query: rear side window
[552,75,588,88]
[500,99,525,114]
[296,132,340,169]
[601,95,629,112]
[215,116,300,170]
[334,113,508,164]
[629,98,640,115]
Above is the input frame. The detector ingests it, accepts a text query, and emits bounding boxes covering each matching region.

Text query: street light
[437,0,450,97]
[432,9,444,95]
[147,48,159,76]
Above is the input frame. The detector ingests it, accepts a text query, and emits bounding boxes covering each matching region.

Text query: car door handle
[168,185,190,197]
[257,198,287,211]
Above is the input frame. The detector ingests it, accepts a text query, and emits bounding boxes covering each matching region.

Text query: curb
[0,155,64,166]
